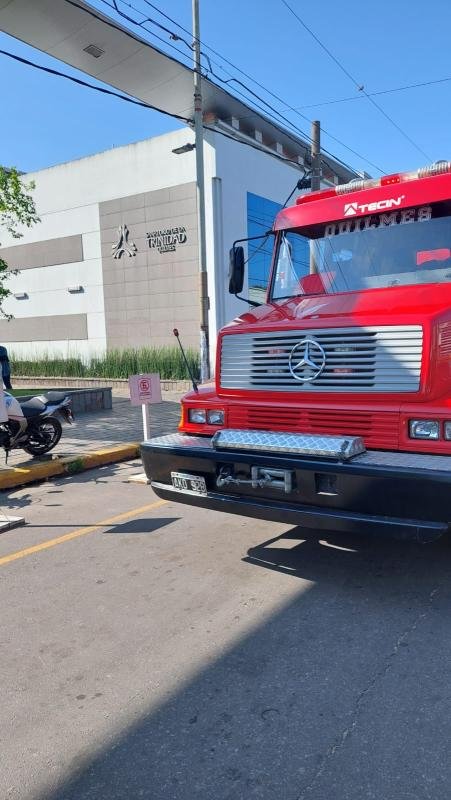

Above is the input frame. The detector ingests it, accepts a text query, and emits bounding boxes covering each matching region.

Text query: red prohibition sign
[140,378,150,392]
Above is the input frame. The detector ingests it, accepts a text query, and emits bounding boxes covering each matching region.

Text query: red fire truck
[141,161,451,543]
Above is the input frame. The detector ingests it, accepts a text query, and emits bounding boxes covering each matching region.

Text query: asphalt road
[1,461,451,800]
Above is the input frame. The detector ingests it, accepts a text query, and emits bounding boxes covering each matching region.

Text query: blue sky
[1,0,451,177]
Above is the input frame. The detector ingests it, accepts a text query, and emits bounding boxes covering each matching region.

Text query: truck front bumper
[141,434,451,543]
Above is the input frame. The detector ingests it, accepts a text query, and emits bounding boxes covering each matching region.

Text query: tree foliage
[0,166,40,317]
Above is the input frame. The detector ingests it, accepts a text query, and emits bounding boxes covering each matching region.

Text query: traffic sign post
[128,373,162,441]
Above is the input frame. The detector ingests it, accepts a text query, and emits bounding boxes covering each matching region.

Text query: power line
[103,0,192,47]
[230,99,384,175]
[280,0,360,86]
[245,234,273,266]
[280,0,432,162]
[95,0,200,70]
[203,125,303,167]
[294,75,451,110]
[96,0,384,173]
[213,77,385,174]
[97,0,208,69]
[100,0,266,102]
[0,48,191,121]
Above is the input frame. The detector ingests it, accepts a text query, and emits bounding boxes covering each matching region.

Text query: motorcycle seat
[19,397,47,418]
[41,391,67,404]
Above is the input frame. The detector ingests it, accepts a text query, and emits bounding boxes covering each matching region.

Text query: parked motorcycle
[1,391,74,457]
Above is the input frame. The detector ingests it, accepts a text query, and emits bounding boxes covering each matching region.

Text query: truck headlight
[409,420,439,440]
[444,422,451,440]
[207,409,224,425]
[188,409,206,423]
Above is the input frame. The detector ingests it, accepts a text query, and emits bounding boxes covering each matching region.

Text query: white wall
[3,227,106,357]
[208,131,301,338]
[1,128,197,234]
[1,128,198,358]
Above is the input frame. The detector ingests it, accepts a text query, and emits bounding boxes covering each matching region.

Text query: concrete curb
[0,443,141,490]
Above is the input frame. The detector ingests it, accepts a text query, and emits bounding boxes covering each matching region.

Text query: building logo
[147,226,187,254]
[289,338,326,382]
[111,224,137,259]
[344,196,405,217]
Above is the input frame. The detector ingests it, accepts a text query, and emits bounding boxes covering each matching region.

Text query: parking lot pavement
[2,463,451,800]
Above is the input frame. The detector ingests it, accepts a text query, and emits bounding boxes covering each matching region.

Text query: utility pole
[310,119,321,191]
[192,0,210,383]
[310,119,321,273]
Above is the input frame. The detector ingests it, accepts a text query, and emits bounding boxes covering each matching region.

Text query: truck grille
[220,326,423,393]
[227,406,400,450]
[439,321,451,356]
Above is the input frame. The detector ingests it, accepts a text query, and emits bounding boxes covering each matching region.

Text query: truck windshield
[272,202,451,300]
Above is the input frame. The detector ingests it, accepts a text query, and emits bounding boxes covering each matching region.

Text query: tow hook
[216,465,294,494]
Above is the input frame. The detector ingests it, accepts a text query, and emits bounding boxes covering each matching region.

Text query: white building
[0,125,358,363]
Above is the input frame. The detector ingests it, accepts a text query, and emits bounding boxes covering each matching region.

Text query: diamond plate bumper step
[212,429,365,461]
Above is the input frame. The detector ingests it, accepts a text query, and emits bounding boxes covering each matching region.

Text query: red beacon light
[381,173,401,186]
[296,160,451,205]
[296,188,335,205]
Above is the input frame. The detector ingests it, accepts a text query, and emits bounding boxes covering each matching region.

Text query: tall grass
[11,346,200,381]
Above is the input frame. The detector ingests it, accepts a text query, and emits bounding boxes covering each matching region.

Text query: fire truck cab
[142,161,451,543]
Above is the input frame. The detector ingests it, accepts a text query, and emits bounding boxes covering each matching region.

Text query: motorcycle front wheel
[24,417,62,456]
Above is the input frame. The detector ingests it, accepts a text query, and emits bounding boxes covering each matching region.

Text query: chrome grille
[220,326,423,393]
[228,406,399,449]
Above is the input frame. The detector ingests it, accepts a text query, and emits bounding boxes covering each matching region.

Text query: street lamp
[172,143,196,155]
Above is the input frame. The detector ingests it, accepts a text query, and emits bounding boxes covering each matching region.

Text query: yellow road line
[0,499,168,567]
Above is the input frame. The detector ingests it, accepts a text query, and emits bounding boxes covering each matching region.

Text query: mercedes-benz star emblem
[289,338,326,382]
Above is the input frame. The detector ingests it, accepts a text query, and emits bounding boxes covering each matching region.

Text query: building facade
[0,127,356,363]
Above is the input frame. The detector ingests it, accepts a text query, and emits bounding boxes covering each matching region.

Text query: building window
[247,192,281,303]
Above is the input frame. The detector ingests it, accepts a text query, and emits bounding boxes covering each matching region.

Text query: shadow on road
[243,525,429,580]
[34,526,451,800]
[4,460,141,516]
[105,517,180,535]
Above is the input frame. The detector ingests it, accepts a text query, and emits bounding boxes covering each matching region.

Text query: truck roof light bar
[335,177,380,195]
[418,160,451,178]
[296,161,451,205]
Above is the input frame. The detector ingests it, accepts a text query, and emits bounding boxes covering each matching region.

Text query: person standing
[0,346,11,426]
[0,345,12,390]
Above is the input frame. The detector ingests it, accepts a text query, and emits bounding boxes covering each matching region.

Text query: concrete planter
[14,385,113,415]
[13,376,192,394]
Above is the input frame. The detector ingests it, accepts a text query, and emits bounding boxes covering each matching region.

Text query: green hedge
[11,346,200,381]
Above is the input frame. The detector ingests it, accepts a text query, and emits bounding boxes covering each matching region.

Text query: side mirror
[228,246,245,294]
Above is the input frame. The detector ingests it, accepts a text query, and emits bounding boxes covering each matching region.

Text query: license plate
[171,472,207,495]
